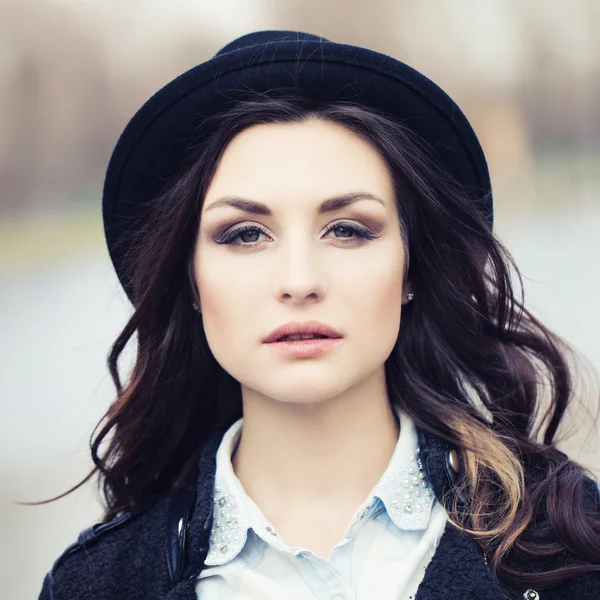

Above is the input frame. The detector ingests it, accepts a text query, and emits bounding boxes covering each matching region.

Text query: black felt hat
[103,30,493,301]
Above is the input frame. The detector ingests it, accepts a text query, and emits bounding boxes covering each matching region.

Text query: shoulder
[509,457,600,598]
[39,430,223,600]
[527,450,600,510]
[38,491,182,600]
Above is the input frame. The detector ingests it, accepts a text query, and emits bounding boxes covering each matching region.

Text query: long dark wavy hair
[31,95,600,589]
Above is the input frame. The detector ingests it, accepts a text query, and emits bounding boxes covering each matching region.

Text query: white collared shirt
[196,406,448,599]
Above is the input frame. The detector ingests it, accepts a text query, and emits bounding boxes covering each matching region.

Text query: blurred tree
[267,0,413,58]
[0,0,597,215]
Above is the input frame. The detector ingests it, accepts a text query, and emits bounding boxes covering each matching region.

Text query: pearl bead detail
[383,448,434,529]
[206,492,242,563]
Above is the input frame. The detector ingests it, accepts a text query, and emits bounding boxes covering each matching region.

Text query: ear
[401,280,414,305]
[191,282,202,313]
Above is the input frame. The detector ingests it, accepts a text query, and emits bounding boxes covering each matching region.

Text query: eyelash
[215,221,378,247]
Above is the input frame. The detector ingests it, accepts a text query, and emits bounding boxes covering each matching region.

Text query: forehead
[204,118,395,206]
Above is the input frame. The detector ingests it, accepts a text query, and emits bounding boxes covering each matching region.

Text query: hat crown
[215,30,330,57]
[105,29,492,302]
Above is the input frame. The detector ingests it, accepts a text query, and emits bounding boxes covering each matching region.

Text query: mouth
[263,320,343,344]
[264,335,343,357]
[276,334,331,342]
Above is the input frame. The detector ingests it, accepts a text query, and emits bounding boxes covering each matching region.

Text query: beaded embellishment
[378,448,434,530]
[206,486,244,563]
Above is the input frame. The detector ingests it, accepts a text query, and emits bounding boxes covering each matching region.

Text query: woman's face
[194,118,410,405]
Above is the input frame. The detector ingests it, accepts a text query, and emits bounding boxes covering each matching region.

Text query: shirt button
[448,449,461,474]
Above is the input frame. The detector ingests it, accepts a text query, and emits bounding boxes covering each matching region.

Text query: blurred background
[1,0,599,598]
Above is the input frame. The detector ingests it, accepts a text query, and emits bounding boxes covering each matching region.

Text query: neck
[231,373,400,516]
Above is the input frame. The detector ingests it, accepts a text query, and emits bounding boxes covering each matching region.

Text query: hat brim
[103,36,492,300]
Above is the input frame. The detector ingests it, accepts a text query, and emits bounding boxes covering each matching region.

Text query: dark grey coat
[38,428,600,600]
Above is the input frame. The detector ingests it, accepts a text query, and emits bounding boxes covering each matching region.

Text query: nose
[272,243,327,306]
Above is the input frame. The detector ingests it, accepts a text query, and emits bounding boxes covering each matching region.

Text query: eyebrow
[203,192,387,215]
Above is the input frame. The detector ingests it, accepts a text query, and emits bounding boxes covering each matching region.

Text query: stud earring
[192,302,200,312]
[406,293,414,302]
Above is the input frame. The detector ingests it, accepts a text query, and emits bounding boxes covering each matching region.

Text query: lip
[263,320,343,344]
[266,337,342,358]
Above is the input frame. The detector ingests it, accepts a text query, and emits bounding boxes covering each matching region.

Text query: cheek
[370,274,404,315]
[345,252,405,338]
[194,260,258,355]
[348,248,404,303]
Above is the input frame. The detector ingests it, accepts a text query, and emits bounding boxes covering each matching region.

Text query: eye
[214,221,378,248]
[323,221,378,242]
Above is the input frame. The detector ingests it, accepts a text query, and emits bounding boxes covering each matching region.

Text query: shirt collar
[204,418,248,565]
[205,404,435,566]
[370,404,435,531]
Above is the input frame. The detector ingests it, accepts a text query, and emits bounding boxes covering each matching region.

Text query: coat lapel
[415,522,508,600]
[414,428,508,599]
[165,429,225,600]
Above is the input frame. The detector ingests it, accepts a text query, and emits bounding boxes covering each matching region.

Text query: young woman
[37,31,600,600]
